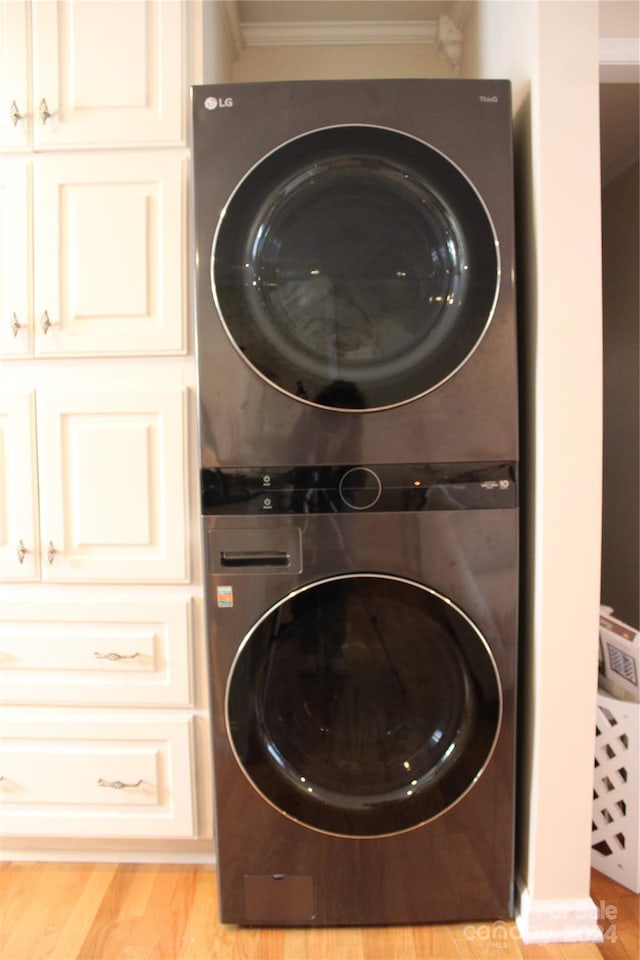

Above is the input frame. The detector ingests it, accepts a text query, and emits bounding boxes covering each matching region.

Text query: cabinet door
[36,386,189,583]
[0,159,31,358]
[0,0,30,150]
[33,153,186,357]
[0,391,39,581]
[32,0,184,148]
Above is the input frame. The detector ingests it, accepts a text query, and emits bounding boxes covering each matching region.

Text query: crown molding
[240,14,463,66]
[240,19,439,47]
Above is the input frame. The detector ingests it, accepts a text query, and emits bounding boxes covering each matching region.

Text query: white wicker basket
[591,691,640,892]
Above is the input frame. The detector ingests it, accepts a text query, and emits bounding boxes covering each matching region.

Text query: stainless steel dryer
[191,79,519,926]
[191,78,517,467]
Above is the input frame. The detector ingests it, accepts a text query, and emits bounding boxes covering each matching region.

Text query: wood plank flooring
[0,863,636,960]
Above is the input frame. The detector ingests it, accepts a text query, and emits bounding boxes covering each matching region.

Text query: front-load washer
[203,462,518,925]
[191,78,517,468]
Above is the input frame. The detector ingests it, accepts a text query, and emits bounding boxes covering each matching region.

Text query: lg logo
[204,95,234,111]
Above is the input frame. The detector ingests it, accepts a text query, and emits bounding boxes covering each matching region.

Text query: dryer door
[226,574,502,838]
[212,126,499,411]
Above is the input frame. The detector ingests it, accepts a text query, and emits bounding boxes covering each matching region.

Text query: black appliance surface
[192,78,519,927]
[204,501,518,926]
[192,78,517,468]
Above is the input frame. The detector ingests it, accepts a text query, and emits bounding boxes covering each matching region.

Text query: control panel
[201,462,517,515]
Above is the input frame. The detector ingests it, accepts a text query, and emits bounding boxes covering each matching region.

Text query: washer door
[226,574,502,837]
[212,126,499,411]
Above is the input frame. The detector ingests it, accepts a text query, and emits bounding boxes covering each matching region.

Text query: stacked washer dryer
[191,79,518,927]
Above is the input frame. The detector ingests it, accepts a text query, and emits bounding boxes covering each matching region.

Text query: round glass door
[226,574,502,837]
[212,126,499,411]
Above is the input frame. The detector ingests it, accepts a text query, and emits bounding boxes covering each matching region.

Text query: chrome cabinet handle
[10,100,25,126]
[94,651,140,661]
[97,778,143,790]
[40,311,52,334]
[16,540,27,564]
[46,541,57,564]
[39,98,51,124]
[11,313,25,337]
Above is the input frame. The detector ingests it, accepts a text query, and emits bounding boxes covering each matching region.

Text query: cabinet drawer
[0,601,192,706]
[0,713,196,838]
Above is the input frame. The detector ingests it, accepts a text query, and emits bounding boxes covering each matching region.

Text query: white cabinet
[1,154,186,359]
[0,383,190,583]
[0,711,196,837]
[0,600,192,706]
[0,160,31,358]
[0,2,207,850]
[34,154,186,357]
[0,594,200,842]
[0,0,29,151]
[1,0,185,150]
[38,384,190,583]
[0,391,39,580]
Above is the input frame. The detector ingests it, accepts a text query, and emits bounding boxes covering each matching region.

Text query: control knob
[338,467,382,510]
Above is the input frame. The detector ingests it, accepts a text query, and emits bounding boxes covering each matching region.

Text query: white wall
[464,0,603,914]
[231,42,456,81]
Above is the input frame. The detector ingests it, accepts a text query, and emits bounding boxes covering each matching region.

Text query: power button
[338,467,382,510]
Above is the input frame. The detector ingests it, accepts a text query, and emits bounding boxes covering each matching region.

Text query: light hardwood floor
[0,863,636,960]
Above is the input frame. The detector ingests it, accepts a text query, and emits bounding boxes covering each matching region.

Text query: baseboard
[0,838,216,866]
[516,882,603,944]
[1,849,216,865]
